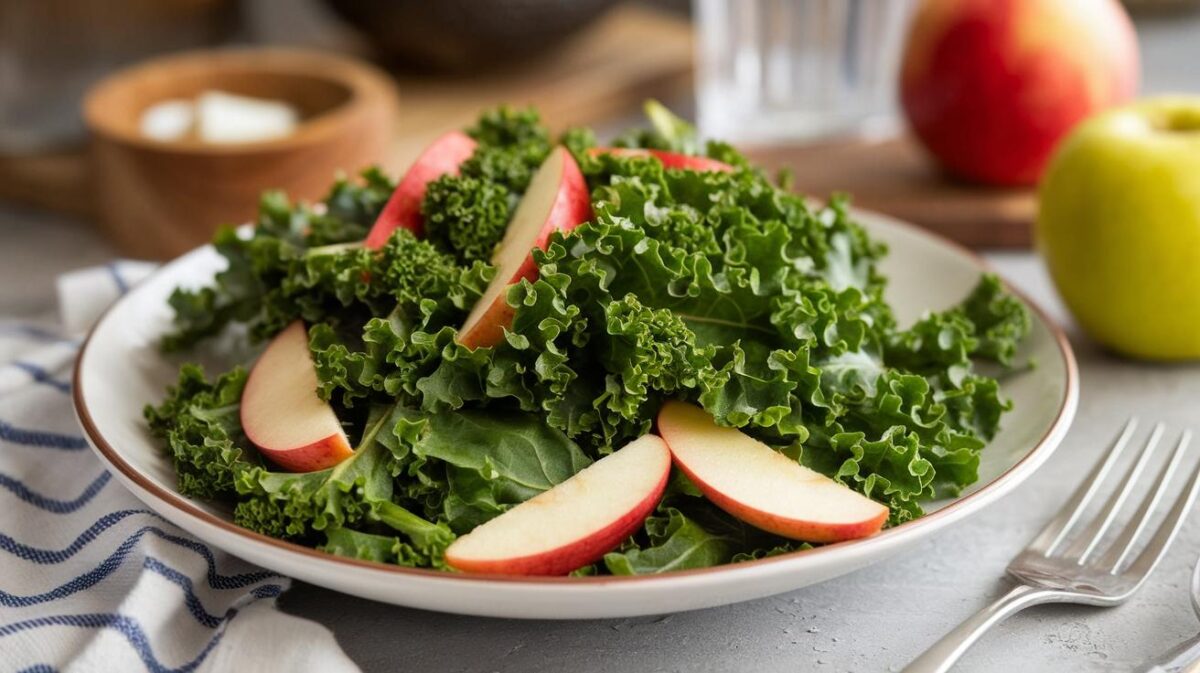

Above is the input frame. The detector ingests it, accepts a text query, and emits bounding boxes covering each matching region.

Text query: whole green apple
[1037,96,1200,360]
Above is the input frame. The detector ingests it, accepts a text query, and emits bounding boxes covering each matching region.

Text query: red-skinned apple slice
[587,147,734,173]
[364,131,477,248]
[657,401,888,543]
[240,320,353,472]
[457,146,591,349]
[445,434,670,576]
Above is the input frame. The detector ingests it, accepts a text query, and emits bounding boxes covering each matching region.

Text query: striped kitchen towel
[0,262,359,673]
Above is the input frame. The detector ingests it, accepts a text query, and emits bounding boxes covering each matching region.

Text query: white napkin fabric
[0,263,360,673]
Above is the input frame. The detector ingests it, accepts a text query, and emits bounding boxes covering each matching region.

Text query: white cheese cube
[196,90,299,144]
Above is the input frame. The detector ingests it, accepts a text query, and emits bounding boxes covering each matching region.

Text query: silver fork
[904,420,1200,673]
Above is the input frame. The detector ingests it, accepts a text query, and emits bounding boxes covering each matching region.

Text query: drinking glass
[693,0,917,145]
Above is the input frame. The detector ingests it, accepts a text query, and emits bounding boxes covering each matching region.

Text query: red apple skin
[457,146,591,349]
[240,321,354,472]
[445,468,668,576]
[656,401,888,544]
[588,147,735,173]
[900,0,1138,186]
[456,298,516,351]
[364,131,477,248]
[671,461,887,544]
[255,435,354,473]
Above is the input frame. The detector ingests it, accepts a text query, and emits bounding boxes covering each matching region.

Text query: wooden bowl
[84,48,400,259]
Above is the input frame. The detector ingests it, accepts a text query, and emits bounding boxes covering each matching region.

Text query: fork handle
[902,584,1070,673]
[1136,633,1200,673]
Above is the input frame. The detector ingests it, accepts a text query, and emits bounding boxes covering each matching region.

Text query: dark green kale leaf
[162,168,397,351]
[604,508,735,574]
[422,105,556,264]
[232,405,454,565]
[958,273,1032,366]
[315,167,394,240]
[144,365,260,500]
[320,525,445,568]
[394,409,594,533]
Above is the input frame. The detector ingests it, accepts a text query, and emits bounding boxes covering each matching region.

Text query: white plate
[73,210,1078,619]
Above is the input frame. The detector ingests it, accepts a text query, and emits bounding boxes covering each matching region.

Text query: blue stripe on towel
[0,511,280,590]
[10,362,71,393]
[105,262,129,295]
[0,590,282,673]
[0,420,87,451]
[0,472,110,514]
[0,509,149,563]
[144,558,228,628]
[0,324,75,345]
[0,527,275,606]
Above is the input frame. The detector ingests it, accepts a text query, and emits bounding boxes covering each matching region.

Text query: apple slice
[364,131,477,248]
[587,147,735,173]
[457,146,591,349]
[445,434,670,575]
[240,320,353,472]
[657,401,888,543]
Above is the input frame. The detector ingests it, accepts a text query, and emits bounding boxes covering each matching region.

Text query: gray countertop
[4,10,1200,673]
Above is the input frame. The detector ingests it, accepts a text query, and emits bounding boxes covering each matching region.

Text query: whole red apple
[899,0,1139,186]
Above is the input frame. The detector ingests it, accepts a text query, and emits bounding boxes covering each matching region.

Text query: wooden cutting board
[745,136,1036,249]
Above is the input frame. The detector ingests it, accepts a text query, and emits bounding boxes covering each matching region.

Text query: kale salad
[146,103,1030,576]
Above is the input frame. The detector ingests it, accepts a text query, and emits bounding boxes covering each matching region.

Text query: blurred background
[2,0,1199,330]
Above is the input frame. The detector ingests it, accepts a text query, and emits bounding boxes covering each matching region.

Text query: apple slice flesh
[657,401,888,543]
[445,434,670,575]
[364,131,477,248]
[457,146,591,349]
[240,321,352,472]
[587,147,735,173]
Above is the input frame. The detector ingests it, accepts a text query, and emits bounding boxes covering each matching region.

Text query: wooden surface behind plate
[0,5,693,225]
[745,136,1036,249]
[0,6,1038,250]
[388,5,694,166]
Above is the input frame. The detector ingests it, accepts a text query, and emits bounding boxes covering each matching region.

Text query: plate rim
[72,209,1079,588]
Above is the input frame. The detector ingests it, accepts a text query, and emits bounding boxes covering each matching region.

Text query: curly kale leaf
[232,405,454,564]
[421,175,512,265]
[144,365,260,500]
[422,105,557,264]
[958,273,1032,366]
[315,167,394,241]
[162,168,396,351]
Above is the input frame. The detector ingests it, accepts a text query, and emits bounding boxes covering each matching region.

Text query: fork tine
[1025,418,1139,557]
[1121,430,1199,584]
[1098,429,1191,574]
[1060,423,1164,564]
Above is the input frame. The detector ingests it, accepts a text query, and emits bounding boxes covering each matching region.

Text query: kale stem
[372,500,454,551]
